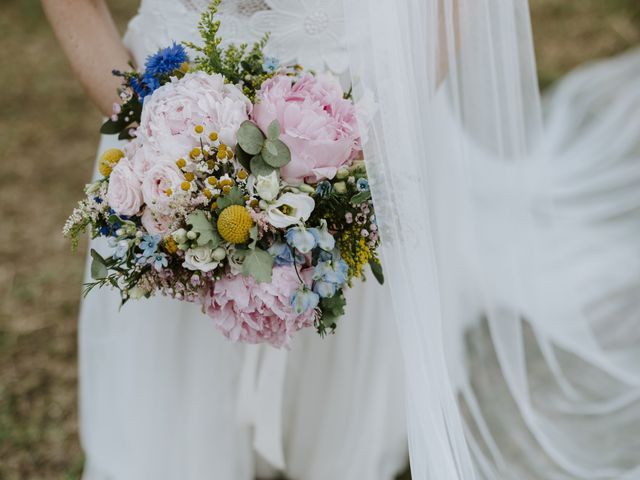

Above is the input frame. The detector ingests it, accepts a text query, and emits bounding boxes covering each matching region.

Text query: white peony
[254,171,280,202]
[266,192,315,229]
[182,246,220,272]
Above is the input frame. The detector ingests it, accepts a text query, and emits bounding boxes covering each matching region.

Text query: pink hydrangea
[137,71,251,160]
[252,73,361,183]
[205,266,315,348]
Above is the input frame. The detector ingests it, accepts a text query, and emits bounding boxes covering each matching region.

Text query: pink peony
[141,163,183,214]
[205,266,315,348]
[137,72,251,160]
[105,157,143,216]
[140,207,173,236]
[123,138,157,182]
[252,73,361,183]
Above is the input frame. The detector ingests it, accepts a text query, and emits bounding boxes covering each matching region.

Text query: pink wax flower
[205,266,315,348]
[252,73,361,183]
[137,71,251,160]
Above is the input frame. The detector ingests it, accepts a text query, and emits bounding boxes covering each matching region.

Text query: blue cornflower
[262,56,280,73]
[144,43,188,78]
[268,242,295,266]
[99,225,110,236]
[139,234,161,257]
[356,178,369,192]
[291,286,320,315]
[129,76,151,102]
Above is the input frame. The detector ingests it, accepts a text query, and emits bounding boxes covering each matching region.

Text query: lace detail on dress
[181,0,270,16]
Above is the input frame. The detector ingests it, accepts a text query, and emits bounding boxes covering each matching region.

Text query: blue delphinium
[285,227,316,254]
[308,220,335,252]
[313,280,337,299]
[268,242,295,266]
[291,286,320,314]
[313,259,349,286]
[144,43,188,79]
[262,56,280,73]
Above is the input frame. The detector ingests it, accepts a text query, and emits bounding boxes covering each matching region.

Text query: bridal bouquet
[64,0,382,348]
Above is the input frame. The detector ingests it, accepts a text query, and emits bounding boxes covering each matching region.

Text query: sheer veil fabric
[344,1,640,479]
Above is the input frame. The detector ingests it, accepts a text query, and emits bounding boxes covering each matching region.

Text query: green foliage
[242,247,274,283]
[90,249,108,280]
[318,292,346,334]
[216,186,245,210]
[262,138,290,167]
[350,190,371,205]
[186,210,221,247]
[250,154,278,176]
[237,120,265,155]
[369,258,384,285]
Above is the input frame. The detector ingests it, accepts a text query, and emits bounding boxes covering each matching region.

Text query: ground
[0,1,638,478]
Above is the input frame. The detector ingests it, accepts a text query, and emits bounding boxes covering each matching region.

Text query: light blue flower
[291,286,320,315]
[150,253,168,272]
[113,240,130,259]
[285,227,316,254]
[140,234,161,257]
[313,280,337,299]
[356,177,369,192]
[262,56,280,73]
[315,180,332,197]
[313,259,348,285]
[308,220,335,252]
[268,242,294,266]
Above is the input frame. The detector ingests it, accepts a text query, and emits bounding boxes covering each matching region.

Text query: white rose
[182,246,220,272]
[254,171,280,202]
[266,192,315,229]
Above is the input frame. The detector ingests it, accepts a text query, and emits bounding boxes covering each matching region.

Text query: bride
[43,1,407,479]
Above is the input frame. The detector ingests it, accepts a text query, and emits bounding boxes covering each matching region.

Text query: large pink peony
[137,71,252,160]
[253,73,361,183]
[205,266,315,348]
[105,157,143,216]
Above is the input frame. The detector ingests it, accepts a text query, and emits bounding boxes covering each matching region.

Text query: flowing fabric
[344,1,640,478]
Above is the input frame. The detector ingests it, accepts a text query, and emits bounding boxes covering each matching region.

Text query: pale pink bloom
[205,266,314,348]
[141,163,183,214]
[123,138,166,182]
[105,157,143,216]
[252,73,361,183]
[140,207,173,236]
[137,72,251,160]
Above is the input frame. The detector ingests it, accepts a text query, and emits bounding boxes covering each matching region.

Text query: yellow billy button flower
[237,169,248,180]
[184,172,195,182]
[209,132,219,142]
[176,158,187,169]
[180,181,191,191]
[217,205,254,244]
[98,148,125,177]
[190,147,201,159]
[194,125,204,134]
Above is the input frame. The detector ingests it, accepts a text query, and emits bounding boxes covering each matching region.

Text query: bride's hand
[42,0,132,116]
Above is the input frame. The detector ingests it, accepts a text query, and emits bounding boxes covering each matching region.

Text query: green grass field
[0,0,638,478]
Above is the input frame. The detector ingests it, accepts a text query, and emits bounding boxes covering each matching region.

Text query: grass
[0,0,638,478]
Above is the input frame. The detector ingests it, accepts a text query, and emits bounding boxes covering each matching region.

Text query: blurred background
[0,0,639,478]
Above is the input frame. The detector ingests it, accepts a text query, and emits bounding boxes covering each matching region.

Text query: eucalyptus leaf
[262,139,291,168]
[250,154,277,177]
[242,248,274,283]
[216,186,245,210]
[266,119,281,140]
[235,146,252,171]
[350,190,372,205]
[369,258,385,285]
[237,121,265,155]
[90,249,108,280]
[186,210,221,247]
[248,225,259,250]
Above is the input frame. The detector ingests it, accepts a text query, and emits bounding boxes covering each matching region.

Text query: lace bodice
[124,0,348,74]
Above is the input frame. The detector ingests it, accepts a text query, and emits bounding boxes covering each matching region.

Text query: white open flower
[254,171,281,202]
[266,192,315,229]
[182,246,220,272]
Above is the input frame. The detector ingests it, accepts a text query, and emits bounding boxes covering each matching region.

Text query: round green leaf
[262,139,291,167]
[267,120,281,140]
[235,146,252,171]
[250,154,277,177]
[237,121,265,155]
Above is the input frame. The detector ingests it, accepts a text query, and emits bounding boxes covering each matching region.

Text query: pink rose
[123,138,158,182]
[252,73,361,183]
[137,71,251,160]
[141,163,183,214]
[105,158,143,216]
[205,266,315,348]
[140,207,173,236]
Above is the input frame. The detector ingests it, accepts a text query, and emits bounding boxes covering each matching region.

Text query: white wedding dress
[79,1,407,479]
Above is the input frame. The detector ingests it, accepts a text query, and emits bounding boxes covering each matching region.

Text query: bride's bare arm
[42,0,132,116]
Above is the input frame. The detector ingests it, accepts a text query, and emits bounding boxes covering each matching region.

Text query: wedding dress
[79,1,407,479]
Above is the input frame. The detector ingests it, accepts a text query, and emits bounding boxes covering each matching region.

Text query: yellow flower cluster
[162,236,178,254]
[338,226,373,280]
[98,148,124,177]
[217,205,253,244]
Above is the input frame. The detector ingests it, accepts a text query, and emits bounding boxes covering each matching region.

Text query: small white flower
[254,171,280,202]
[182,246,220,272]
[266,192,315,229]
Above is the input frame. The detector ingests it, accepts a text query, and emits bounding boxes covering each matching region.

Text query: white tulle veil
[343,0,640,478]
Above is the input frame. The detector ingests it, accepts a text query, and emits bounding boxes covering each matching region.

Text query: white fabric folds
[344,1,640,478]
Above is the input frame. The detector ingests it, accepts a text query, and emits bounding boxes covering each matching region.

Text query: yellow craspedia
[217,205,253,244]
[98,148,125,177]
